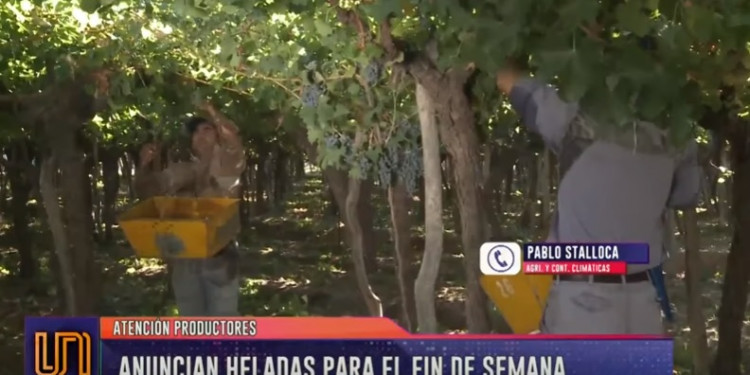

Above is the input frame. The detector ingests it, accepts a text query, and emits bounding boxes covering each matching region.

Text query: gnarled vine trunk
[344,131,382,316]
[387,180,416,330]
[39,156,77,314]
[413,82,444,333]
[30,79,105,315]
[712,125,750,375]
[679,208,710,375]
[7,142,35,279]
[100,146,120,242]
[410,60,490,332]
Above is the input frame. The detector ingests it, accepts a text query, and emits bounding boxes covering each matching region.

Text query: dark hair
[183,116,210,137]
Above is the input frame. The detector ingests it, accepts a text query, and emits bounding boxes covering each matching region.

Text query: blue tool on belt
[647,265,674,322]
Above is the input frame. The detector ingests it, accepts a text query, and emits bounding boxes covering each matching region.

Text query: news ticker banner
[26,317,672,375]
[479,242,649,276]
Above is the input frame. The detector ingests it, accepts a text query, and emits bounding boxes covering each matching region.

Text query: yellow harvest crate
[481,274,554,334]
[118,197,240,259]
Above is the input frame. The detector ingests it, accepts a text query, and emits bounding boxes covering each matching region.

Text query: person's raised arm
[134,143,208,199]
[496,68,579,153]
[666,141,702,209]
[198,102,246,182]
[198,101,242,150]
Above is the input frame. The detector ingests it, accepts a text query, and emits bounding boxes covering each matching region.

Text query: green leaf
[80,0,100,13]
[332,104,349,119]
[728,14,750,27]
[615,2,651,36]
[635,86,666,120]
[557,0,599,27]
[314,19,333,37]
[306,125,323,144]
[534,49,575,79]
[315,98,335,125]
[684,5,715,42]
[361,0,402,21]
[120,79,132,96]
[561,54,590,101]
[220,36,237,61]
[229,54,241,68]
[299,106,317,128]
[667,103,694,147]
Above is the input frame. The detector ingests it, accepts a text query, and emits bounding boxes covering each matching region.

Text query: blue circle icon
[487,245,515,273]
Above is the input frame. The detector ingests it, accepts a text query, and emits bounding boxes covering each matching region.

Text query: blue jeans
[169,243,240,316]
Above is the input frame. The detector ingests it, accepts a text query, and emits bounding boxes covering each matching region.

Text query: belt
[556,270,650,284]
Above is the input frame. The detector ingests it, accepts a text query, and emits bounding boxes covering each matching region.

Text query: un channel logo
[479,242,522,275]
[34,331,92,375]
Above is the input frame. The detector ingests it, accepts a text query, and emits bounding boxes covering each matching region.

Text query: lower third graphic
[480,242,522,275]
[34,331,91,375]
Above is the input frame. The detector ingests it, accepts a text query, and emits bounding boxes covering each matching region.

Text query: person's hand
[496,67,519,95]
[139,143,159,168]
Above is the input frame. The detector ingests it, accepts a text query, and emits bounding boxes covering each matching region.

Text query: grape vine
[318,123,423,195]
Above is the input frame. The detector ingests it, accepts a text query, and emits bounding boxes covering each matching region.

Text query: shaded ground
[0,175,747,373]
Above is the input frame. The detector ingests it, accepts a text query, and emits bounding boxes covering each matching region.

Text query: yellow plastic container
[481,274,554,334]
[118,197,240,259]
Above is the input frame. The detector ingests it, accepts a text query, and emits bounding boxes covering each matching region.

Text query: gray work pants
[540,278,664,334]
[169,242,240,316]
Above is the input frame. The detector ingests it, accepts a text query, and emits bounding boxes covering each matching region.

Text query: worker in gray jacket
[496,66,701,334]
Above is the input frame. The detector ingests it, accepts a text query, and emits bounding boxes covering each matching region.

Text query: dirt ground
[0,176,747,373]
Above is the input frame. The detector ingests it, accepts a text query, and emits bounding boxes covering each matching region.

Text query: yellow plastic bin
[481,274,554,334]
[118,197,240,258]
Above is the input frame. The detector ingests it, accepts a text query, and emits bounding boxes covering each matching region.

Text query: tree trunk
[413,82,444,333]
[538,149,551,235]
[122,150,136,202]
[255,149,268,215]
[716,145,732,226]
[678,208,710,375]
[0,164,7,214]
[295,156,305,179]
[57,131,99,314]
[273,147,288,207]
[90,140,101,239]
[7,144,34,279]
[100,146,119,242]
[387,180,417,331]
[239,160,250,228]
[416,65,489,332]
[344,131,383,316]
[39,156,77,315]
[712,130,750,375]
[520,153,538,230]
[481,142,501,239]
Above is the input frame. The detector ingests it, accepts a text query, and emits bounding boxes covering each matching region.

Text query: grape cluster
[338,135,354,151]
[323,134,339,148]
[322,133,355,165]
[377,156,392,187]
[397,119,420,141]
[371,138,424,193]
[358,155,372,175]
[385,141,399,169]
[399,147,423,195]
[363,61,381,86]
[301,84,324,107]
